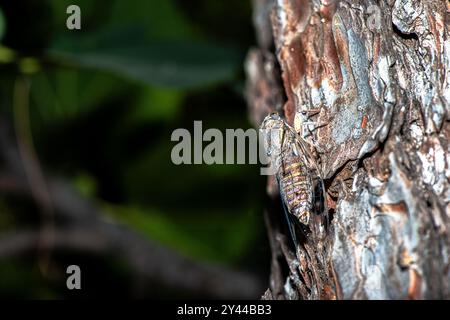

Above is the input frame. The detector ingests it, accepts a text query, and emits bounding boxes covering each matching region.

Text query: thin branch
[0,226,263,299]
[0,120,265,298]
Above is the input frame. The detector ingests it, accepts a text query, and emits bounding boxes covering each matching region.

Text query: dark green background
[0,0,270,298]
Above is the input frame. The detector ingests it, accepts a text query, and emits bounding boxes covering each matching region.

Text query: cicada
[260,112,328,242]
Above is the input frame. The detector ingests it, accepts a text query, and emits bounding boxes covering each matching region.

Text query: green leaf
[49,28,241,89]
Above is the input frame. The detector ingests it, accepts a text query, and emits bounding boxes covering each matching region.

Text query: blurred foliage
[0,0,269,298]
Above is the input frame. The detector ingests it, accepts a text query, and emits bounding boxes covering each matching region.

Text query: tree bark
[246,0,450,299]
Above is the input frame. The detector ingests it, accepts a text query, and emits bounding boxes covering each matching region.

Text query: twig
[0,225,263,298]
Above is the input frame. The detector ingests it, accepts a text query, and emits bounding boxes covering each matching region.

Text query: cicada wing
[279,182,298,249]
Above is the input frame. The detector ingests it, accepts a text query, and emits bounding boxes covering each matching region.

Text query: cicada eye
[272,113,282,122]
[261,115,276,130]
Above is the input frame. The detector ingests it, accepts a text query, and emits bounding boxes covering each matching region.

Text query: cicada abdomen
[278,153,314,225]
[261,112,327,239]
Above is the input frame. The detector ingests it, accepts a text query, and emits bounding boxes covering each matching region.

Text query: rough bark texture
[246,0,450,299]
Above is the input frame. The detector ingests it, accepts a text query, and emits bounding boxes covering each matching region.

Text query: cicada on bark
[261,112,328,243]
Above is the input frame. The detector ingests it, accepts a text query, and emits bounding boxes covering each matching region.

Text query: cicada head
[260,112,286,163]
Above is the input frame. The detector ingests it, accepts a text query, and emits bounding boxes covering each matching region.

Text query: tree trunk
[246,0,450,299]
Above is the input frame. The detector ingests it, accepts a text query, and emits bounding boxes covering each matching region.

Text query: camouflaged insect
[261,112,327,236]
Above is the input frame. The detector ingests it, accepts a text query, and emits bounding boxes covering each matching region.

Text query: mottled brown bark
[246,0,450,299]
